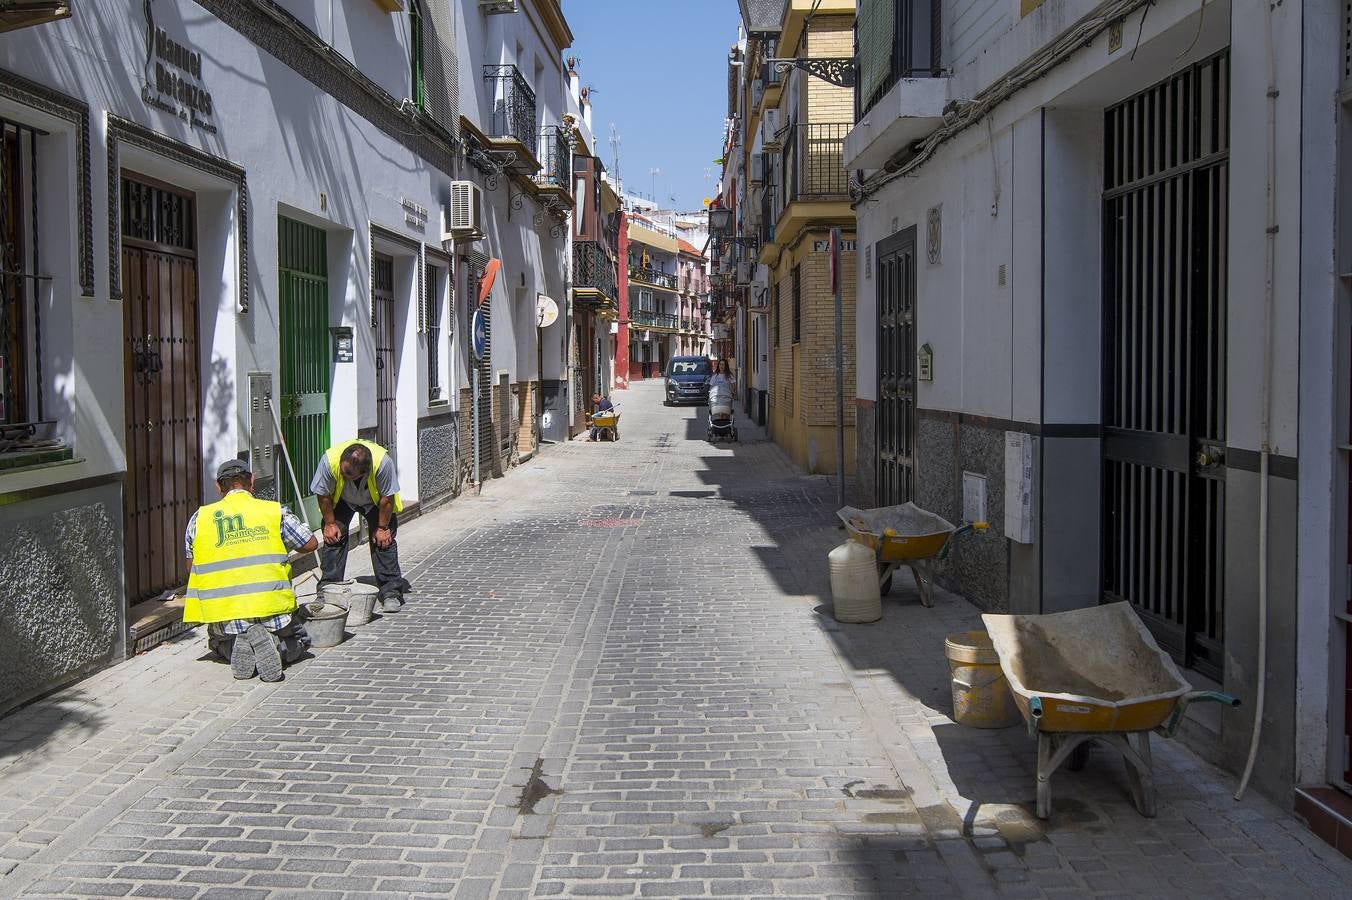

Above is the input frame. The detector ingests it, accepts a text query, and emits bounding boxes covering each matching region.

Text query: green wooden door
[278,216,330,523]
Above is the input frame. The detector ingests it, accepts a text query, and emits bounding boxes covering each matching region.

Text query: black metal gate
[1102,52,1229,679]
[877,227,916,505]
[372,253,397,459]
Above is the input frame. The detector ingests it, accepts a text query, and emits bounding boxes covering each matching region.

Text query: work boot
[229,635,256,680]
[381,594,403,613]
[244,623,284,683]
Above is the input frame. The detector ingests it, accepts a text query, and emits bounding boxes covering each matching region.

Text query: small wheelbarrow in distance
[588,409,620,442]
[836,502,988,607]
[982,602,1240,819]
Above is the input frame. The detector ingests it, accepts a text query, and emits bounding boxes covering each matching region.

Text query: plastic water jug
[829,540,882,623]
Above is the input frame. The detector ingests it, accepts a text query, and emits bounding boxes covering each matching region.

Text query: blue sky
[561,0,740,211]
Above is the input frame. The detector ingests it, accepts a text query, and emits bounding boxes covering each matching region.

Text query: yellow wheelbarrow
[982,603,1240,818]
[837,503,988,607]
[587,409,620,442]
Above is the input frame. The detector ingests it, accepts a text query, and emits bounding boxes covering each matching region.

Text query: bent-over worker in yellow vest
[183,459,319,682]
[309,440,410,613]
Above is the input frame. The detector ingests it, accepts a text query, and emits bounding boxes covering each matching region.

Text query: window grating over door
[373,254,397,460]
[877,227,916,507]
[278,216,330,515]
[1102,51,1229,680]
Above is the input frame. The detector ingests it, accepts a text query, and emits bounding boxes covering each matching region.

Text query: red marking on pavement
[579,518,641,528]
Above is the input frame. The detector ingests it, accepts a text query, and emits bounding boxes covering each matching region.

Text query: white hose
[1235,2,1278,802]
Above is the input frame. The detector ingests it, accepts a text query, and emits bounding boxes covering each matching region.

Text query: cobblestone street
[1,380,1349,899]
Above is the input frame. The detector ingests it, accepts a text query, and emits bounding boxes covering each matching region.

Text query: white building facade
[0,0,575,715]
[847,0,1348,820]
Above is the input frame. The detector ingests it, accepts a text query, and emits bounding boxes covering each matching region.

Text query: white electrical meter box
[962,471,987,525]
[1004,431,1036,543]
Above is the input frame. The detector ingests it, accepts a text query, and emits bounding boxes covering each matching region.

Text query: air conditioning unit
[736,261,751,284]
[750,79,764,109]
[444,181,483,239]
[719,256,733,275]
[478,0,517,13]
[750,154,764,185]
[762,109,782,149]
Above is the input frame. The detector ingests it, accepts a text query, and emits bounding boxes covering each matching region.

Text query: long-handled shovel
[263,394,325,582]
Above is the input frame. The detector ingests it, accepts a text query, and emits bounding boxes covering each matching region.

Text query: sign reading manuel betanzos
[141,2,217,133]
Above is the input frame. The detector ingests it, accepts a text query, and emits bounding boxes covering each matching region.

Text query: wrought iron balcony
[785,123,850,202]
[573,240,616,303]
[631,308,679,330]
[629,266,679,291]
[483,64,537,154]
[536,125,571,190]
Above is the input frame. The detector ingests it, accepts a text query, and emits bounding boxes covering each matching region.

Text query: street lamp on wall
[707,206,733,234]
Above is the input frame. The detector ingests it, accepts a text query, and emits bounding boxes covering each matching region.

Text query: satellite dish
[536,294,559,328]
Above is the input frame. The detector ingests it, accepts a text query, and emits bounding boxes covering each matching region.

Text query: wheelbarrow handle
[1027,696,1044,740]
[938,521,990,561]
[1159,690,1241,738]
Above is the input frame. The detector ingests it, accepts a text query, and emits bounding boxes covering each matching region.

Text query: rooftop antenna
[608,123,622,201]
[650,167,660,205]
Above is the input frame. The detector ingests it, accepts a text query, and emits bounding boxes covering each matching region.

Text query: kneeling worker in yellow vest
[310,440,410,613]
[183,459,319,681]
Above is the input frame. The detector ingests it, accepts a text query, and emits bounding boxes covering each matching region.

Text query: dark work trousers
[320,500,410,601]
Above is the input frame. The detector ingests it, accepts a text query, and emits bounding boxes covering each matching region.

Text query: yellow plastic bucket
[944,631,1020,728]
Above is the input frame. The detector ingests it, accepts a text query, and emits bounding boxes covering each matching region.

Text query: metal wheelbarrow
[837,503,988,607]
[982,602,1240,819]
[588,410,620,442]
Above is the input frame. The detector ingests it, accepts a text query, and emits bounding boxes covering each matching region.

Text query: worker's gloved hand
[323,522,343,546]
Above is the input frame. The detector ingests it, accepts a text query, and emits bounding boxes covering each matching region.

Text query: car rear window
[669,358,710,376]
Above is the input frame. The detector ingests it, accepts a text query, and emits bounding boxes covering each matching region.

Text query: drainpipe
[1236,2,1279,802]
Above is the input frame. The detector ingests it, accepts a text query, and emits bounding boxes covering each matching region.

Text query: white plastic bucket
[829,541,882,623]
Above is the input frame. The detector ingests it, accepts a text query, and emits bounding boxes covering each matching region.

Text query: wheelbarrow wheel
[1067,741,1092,772]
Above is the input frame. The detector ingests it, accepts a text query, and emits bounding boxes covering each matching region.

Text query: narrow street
[1,381,1348,899]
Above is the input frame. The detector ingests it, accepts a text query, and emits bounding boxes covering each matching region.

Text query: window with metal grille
[0,120,45,429]
[426,264,441,401]
[773,282,781,347]
[791,264,801,344]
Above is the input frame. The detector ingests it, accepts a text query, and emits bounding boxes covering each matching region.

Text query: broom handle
[263,395,325,575]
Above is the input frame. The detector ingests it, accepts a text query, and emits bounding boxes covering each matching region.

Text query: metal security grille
[373,254,397,460]
[426,264,441,402]
[278,216,331,515]
[791,264,801,343]
[122,175,202,605]
[877,227,916,506]
[1102,52,1229,679]
[465,252,495,471]
[0,120,41,426]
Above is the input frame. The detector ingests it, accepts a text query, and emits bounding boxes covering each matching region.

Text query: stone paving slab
[0,380,1347,898]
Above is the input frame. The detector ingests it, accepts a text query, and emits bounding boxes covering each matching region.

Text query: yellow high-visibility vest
[325,440,403,512]
[183,492,296,623]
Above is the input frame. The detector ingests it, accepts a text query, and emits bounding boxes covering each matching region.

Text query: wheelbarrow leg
[1036,732,1054,819]
[1121,731,1157,818]
[909,563,934,608]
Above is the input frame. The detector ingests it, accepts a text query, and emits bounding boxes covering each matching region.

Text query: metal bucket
[944,631,1020,728]
[303,602,349,648]
[320,581,379,626]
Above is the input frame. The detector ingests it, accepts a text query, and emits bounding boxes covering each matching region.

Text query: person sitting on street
[183,459,319,682]
[588,393,615,441]
[310,440,410,613]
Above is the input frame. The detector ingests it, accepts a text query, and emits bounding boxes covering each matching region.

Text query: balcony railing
[632,308,679,330]
[785,123,850,202]
[573,240,616,302]
[856,0,942,118]
[629,266,678,291]
[537,125,571,189]
[483,64,537,154]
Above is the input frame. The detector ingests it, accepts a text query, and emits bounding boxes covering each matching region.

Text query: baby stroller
[707,383,738,443]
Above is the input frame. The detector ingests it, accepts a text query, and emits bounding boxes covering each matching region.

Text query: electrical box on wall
[962,472,987,525]
[1005,431,1036,543]
[247,372,276,484]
